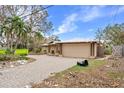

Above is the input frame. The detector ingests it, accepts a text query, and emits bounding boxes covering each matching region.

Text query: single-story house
[42,41,104,58]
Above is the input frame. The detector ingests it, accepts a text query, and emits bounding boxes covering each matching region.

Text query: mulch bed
[32,58,124,88]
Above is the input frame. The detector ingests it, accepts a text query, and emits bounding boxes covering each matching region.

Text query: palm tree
[0,16,29,50]
[13,16,29,49]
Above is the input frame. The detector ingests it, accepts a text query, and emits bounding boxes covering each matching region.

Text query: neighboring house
[42,41,104,58]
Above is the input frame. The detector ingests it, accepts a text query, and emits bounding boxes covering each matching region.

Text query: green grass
[14,49,28,56]
[55,59,106,77]
[0,50,6,55]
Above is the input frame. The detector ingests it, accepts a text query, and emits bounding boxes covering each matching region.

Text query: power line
[21,5,54,18]
[0,5,54,17]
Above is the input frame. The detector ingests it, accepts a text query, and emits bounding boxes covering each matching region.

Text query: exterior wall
[56,44,62,56]
[97,44,104,57]
[48,44,62,56]
[49,45,57,55]
[94,43,97,57]
[62,43,91,58]
[42,46,48,54]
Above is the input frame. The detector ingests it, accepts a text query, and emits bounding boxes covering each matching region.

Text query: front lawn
[55,60,106,77]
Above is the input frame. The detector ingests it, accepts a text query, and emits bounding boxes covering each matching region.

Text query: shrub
[14,49,29,56]
[6,49,14,54]
[104,48,112,55]
[19,56,30,60]
[0,54,30,61]
[0,50,6,55]
[0,54,18,61]
[35,48,42,53]
[0,55,6,61]
[0,49,15,55]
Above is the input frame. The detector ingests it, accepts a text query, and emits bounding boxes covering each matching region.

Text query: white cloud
[80,6,103,22]
[53,13,78,35]
[110,6,124,16]
[117,6,124,13]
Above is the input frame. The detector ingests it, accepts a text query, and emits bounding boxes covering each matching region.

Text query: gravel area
[0,55,79,88]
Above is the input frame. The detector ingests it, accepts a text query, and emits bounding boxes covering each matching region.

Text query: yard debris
[53,84,59,87]
[24,84,32,88]
[10,65,14,68]
[0,66,2,69]
[0,58,35,70]
[17,60,27,65]
[69,72,76,78]
[105,65,110,68]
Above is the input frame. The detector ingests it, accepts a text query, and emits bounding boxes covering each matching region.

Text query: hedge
[14,49,28,56]
[0,50,6,55]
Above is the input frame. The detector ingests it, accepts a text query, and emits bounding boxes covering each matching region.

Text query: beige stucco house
[42,41,104,58]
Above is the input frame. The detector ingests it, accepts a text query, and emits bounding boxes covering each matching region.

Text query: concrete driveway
[0,55,80,88]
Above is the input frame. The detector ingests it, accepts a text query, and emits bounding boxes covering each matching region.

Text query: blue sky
[47,5,124,41]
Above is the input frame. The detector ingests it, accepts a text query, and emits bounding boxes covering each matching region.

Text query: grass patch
[107,72,124,79]
[55,59,106,77]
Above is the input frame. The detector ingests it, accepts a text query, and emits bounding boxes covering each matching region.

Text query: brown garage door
[62,43,91,58]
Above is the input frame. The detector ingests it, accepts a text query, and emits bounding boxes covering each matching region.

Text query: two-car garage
[61,42,97,58]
